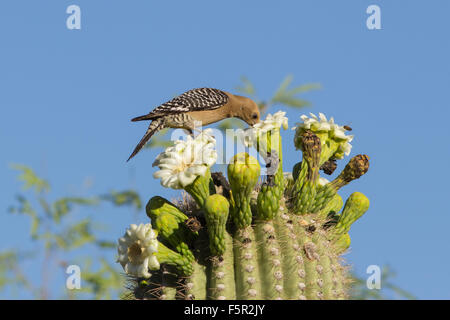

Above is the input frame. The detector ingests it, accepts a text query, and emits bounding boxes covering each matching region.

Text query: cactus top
[152,129,217,189]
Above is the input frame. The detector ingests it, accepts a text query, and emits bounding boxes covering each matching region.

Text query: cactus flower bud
[335,233,351,253]
[204,194,230,256]
[155,241,194,276]
[146,196,195,262]
[228,153,260,229]
[333,192,370,238]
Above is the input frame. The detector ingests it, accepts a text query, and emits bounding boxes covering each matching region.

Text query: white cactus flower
[241,111,289,147]
[152,129,217,189]
[293,112,353,158]
[117,223,160,278]
[254,111,289,131]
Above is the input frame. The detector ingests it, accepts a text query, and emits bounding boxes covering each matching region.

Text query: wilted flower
[152,129,217,189]
[117,223,160,278]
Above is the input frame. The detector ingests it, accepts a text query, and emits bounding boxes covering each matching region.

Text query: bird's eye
[252,113,258,120]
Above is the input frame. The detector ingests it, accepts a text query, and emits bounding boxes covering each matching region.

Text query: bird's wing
[146,88,229,118]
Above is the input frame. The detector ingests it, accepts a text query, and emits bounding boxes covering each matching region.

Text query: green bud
[146,196,195,262]
[257,185,277,220]
[334,233,351,254]
[155,241,194,276]
[228,153,260,229]
[146,196,188,223]
[292,160,308,195]
[228,153,261,188]
[334,192,370,237]
[311,183,337,214]
[318,193,344,219]
[204,194,230,256]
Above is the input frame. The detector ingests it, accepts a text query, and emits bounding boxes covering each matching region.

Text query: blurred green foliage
[2,165,141,299]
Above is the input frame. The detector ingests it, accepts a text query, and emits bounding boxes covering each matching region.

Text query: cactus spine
[119,112,371,300]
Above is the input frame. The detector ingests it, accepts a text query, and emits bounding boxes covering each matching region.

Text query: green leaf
[100,190,142,210]
[273,74,295,97]
[11,164,50,194]
[285,83,321,95]
[235,76,256,97]
[95,240,117,249]
[52,197,99,223]
[0,251,33,292]
[270,75,320,109]
[9,195,41,239]
[57,220,96,250]
[272,96,311,108]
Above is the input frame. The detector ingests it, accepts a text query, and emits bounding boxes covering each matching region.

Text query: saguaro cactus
[117,112,370,300]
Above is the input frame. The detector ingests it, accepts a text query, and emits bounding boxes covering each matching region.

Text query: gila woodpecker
[127,88,260,161]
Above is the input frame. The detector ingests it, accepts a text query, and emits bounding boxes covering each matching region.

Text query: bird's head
[233,95,260,126]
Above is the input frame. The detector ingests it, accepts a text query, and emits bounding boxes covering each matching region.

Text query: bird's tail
[127,119,164,161]
[131,114,155,122]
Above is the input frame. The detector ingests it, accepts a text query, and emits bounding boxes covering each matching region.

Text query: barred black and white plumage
[131,88,229,121]
[127,88,260,161]
[127,118,165,162]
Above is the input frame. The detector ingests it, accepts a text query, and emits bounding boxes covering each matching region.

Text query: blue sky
[1,1,449,299]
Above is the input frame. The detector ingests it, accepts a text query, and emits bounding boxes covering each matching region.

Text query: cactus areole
[118,112,370,300]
